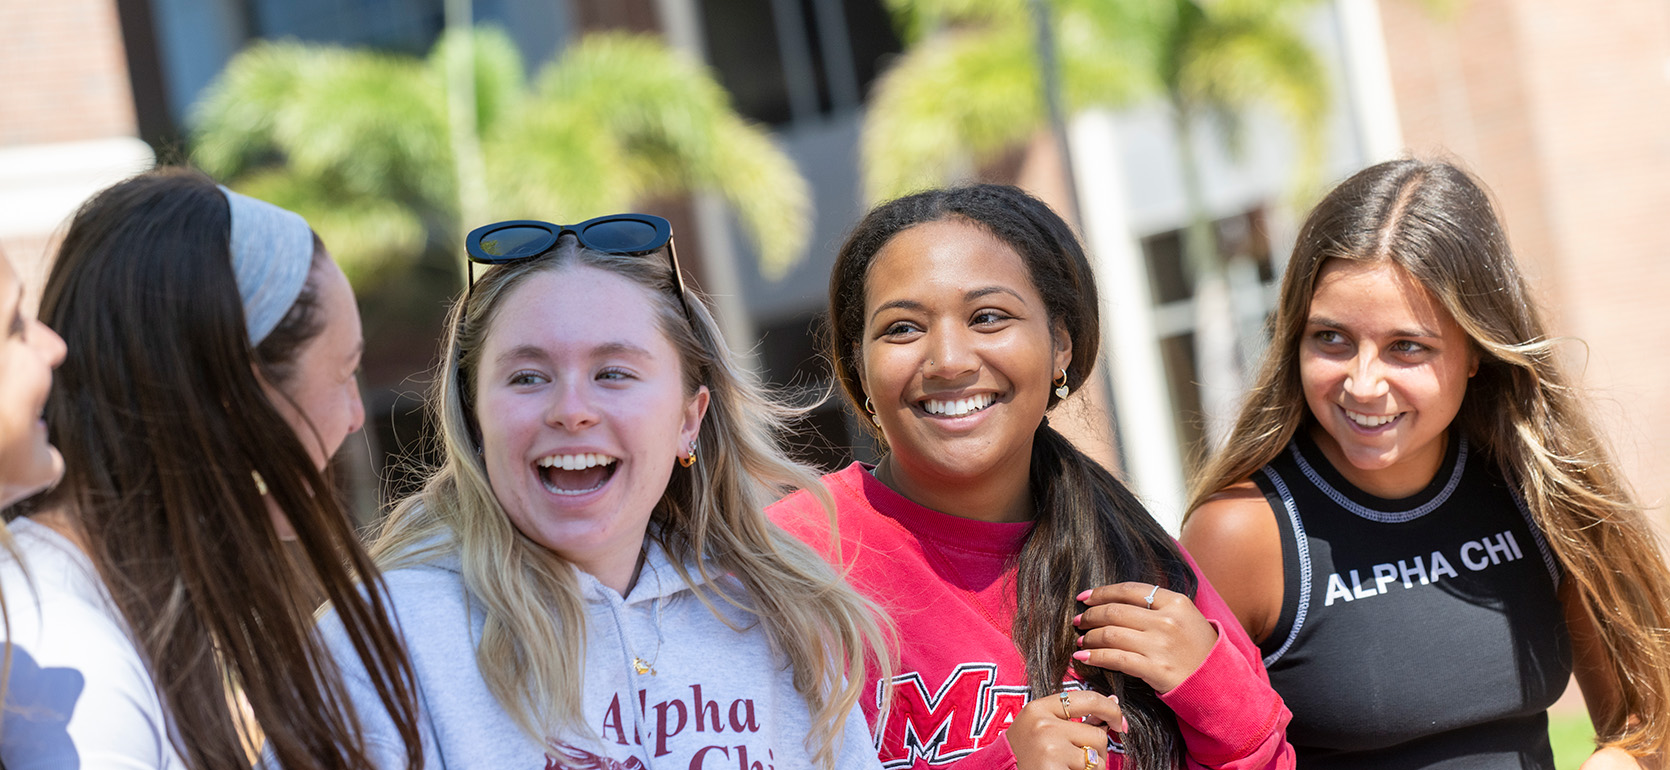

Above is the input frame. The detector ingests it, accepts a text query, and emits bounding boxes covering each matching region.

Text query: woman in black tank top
[1179,159,1670,768]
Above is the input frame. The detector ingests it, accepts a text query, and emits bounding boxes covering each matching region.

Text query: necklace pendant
[632,656,656,676]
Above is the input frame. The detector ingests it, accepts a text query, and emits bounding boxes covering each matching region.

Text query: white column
[1337,0,1405,161]
[1069,109,1188,532]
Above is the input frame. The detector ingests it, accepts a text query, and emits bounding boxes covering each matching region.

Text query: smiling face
[1299,258,1478,498]
[859,219,1069,518]
[473,265,707,592]
[0,255,67,507]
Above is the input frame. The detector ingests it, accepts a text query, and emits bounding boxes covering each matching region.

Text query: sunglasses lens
[582,219,665,253]
[476,225,554,258]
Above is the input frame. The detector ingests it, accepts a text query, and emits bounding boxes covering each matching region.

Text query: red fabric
[770,463,1293,770]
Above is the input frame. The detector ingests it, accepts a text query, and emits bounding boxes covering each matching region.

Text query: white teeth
[536,453,617,470]
[1345,409,1398,427]
[922,393,996,417]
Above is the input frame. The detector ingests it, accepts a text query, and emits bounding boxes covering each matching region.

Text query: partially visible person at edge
[303,215,889,768]
[1181,158,1670,769]
[0,167,422,769]
[769,184,1294,770]
[0,243,68,731]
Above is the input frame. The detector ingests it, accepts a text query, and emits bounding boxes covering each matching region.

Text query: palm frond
[229,169,426,284]
[862,26,1043,202]
[530,32,812,275]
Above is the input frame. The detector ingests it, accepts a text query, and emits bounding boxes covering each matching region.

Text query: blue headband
[219,185,313,345]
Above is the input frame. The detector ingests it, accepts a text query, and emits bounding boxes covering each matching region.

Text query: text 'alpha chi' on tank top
[1253,429,1571,769]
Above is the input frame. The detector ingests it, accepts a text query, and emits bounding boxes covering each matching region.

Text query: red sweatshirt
[769,462,1293,770]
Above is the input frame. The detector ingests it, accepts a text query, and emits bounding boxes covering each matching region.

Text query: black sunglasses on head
[463,214,693,322]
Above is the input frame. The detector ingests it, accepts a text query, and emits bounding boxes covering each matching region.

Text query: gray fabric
[299,536,881,770]
[219,185,312,345]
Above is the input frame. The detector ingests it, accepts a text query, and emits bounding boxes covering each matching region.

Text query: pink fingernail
[1072,650,1090,661]
[1076,635,1084,648]
[1076,589,1092,601]
[1072,613,1083,625]
[1120,716,1129,733]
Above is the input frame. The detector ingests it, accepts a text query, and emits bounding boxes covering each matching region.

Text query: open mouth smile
[919,392,997,418]
[1343,407,1401,429]
[536,453,618,496]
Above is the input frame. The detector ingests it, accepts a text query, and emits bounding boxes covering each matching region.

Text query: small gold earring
[1053,368,1070,399]
[864,397,881,427]
[251,470,270,497]
[679,440,697,468]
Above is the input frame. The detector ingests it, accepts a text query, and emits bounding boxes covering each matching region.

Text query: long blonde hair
[372,237,889,767]
[1188,159,1670,755]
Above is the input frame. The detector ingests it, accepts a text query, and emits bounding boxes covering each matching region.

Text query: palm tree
[864,0,1328,448]
[191,26,812,284]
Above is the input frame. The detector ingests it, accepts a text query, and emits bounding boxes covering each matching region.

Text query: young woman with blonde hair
[317,216,888,768]
[1183,159,1670,768]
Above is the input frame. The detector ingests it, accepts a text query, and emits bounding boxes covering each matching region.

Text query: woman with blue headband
[0,167,421,769]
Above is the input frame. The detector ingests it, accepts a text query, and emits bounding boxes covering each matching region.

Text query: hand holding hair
[1007,690,1122,770]
[1072,582,1219,694]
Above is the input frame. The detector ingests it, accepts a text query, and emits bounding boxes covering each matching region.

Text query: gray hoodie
[316,539,880,770]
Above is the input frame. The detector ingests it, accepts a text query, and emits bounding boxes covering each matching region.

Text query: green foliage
[191,26,811,282]
[1549,709,1597,769]
[861,0,1330,203]
[864,0,1165,201]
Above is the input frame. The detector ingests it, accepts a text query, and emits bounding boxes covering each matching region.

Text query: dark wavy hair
[27,167,422,769]
[828,184,1198,768]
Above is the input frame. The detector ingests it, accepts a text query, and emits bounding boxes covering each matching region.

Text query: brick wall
[0,0,137,146]
[1379,0,1670,517]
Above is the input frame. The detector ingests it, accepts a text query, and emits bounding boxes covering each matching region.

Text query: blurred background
[3,0,1667,760]
[2,0,1667,545]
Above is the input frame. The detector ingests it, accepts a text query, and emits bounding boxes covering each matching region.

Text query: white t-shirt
[0,517,186,769]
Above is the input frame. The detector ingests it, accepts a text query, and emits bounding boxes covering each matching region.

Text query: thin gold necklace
[630,548,665,675]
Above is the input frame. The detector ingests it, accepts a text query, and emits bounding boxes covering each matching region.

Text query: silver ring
[1144,584,1160,609]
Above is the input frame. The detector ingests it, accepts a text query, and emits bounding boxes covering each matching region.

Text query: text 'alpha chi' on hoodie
[309,538,879,770]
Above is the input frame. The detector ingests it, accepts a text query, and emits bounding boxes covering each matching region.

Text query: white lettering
[1325,573,1354,606]
[1505,531,1524,560]
[1373,563,1398,595]
[1399,557,1428,587]
[1430,551,1459,581]
[1484,532,1515,565]
[1350,569,1378,600]
[1461,540,1489,570]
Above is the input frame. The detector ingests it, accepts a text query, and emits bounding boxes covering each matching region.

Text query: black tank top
[1253,430,1570,768]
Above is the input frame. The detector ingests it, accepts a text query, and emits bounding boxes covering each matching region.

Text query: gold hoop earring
[864,397,881,427]
[1053,368,1070,399]
[679,439,697,468]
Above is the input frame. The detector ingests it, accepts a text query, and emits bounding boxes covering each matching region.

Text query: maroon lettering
[690,745,729,770]
[735,745,774,770]
[602,695,631,746]
[655,699,690,756]
[727,699,759,733]
[693,684,724,733]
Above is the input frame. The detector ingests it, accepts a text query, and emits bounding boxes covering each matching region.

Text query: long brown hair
[371,236,888,768]
[28,167,422,769]
[828,184,1197,769]
[1188,158,1670,755]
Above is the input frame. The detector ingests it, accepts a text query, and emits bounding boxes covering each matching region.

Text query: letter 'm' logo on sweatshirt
[872,663,1028,767]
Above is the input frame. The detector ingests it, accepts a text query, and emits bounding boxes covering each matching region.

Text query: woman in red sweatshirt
[770,184,1293,770]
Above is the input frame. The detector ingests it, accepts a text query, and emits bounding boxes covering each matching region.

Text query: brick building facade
[1380,0,1670,521]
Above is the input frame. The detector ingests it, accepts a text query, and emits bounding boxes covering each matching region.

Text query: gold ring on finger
[1058,690,1073,720]
[1082,744,1101,770]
